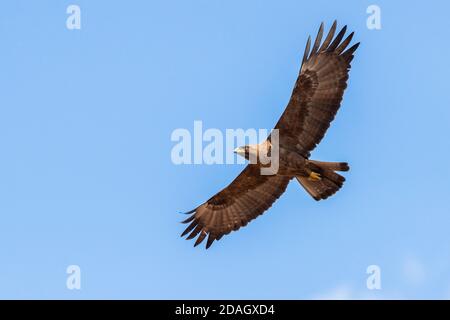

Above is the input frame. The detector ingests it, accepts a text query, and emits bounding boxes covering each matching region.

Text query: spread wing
[274,21,359,157]
[181,165,291,249]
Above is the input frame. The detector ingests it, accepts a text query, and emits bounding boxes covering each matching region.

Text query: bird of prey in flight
[181,21,359,249]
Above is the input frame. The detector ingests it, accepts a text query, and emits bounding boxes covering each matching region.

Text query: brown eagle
[181,21,359,249]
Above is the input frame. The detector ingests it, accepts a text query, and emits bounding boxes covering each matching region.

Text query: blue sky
[0,0,450,299]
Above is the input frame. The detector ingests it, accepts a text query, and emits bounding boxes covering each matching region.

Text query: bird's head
[234,144,259,161]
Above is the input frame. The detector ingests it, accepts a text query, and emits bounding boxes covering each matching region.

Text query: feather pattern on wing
[274,21,360,157]
[181,165,291,249]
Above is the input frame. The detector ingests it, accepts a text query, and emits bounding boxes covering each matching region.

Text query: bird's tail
[296,160,349,201]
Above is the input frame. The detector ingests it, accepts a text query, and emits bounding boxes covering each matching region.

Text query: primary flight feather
[181,21,360,249]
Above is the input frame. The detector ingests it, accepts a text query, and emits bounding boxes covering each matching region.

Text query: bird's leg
[308,171,322,181]
[304,161,322,181]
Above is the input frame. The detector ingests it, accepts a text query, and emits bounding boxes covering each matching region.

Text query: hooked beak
[234,147,245,155]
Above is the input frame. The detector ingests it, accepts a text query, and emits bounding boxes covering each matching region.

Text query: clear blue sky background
[1,0,449,299]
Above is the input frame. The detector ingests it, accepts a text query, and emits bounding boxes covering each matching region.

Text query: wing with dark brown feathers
[274,21,359,157]
[181,165,291,249]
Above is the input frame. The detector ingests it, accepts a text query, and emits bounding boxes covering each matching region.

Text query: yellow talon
[308,171,322,181]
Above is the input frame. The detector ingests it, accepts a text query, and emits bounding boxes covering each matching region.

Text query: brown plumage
[181,21,359,249]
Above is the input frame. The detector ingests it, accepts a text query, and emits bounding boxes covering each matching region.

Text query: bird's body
[234,140,349,198]
[181,21,360,249]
